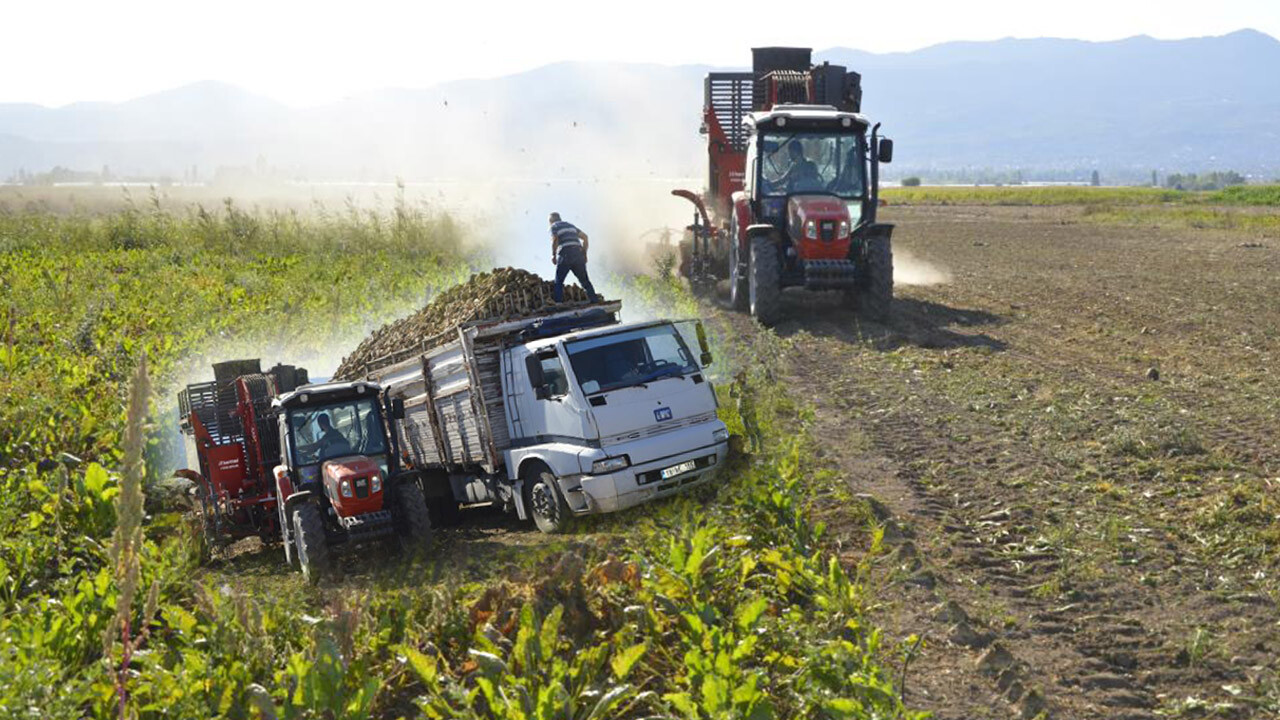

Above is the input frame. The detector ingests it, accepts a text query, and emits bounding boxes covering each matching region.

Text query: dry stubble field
[721,202,1280,718]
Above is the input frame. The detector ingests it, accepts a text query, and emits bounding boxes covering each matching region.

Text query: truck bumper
[576,435,729,514]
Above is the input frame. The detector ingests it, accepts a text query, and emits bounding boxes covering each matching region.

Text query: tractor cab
[744,106,876,263]
[274,381,392,518]
[271,380,430,582]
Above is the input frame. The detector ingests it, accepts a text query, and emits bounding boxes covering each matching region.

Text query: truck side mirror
[390,397,405,420]
[525,355,549,399]
[695,321,714,366]
[878,138,894,164]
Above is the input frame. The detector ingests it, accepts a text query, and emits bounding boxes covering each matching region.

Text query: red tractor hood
[787,195,852,260]
[322,455,384,517]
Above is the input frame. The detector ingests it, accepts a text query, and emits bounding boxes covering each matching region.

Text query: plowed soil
[720,205,1280,719]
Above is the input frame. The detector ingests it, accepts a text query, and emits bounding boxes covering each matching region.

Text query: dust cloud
[894,249,952,286]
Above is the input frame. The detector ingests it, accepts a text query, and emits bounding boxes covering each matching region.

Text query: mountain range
[3,29,1278,183]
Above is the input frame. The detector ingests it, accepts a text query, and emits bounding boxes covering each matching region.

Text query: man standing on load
[549,212,600,303]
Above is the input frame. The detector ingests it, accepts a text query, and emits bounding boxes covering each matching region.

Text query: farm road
[723,205,1280,719]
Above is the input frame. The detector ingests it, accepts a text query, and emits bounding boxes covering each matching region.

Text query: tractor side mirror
[390,397,405,420]
[878,138,894,164]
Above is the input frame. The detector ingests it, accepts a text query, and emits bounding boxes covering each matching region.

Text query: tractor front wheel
[291,503,329,584]
[858,235,894,322]
[748,235,780,325]
[393,481,433,548]
[729,239,749,311]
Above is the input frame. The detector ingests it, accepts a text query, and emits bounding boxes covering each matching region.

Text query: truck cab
[505,319,729,530]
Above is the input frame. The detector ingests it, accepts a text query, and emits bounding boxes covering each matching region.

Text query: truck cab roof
[523,318,677,352]
[273,380,383,411]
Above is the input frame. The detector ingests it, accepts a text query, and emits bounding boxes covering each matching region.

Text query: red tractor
[673,47,895,324]
[176,359,431,582]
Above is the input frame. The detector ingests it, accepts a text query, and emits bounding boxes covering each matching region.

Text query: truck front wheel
[291,503,329,584]
[524,467,569,534]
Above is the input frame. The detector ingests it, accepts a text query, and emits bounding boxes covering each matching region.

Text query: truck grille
[602,411,719,446]
[820,221,836,241]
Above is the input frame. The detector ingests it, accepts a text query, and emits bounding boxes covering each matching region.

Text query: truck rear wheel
[524,467,569,534]
[748,235,780,325]
[393,481,433,547]
[859,235,893,322]
[291,503,329,584]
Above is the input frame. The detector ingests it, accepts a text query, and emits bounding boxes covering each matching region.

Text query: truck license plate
[661,460,697,479]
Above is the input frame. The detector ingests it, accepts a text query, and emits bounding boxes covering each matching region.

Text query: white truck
[357,302,730,532]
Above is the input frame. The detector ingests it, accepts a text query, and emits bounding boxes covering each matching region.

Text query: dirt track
[721,205,1280,719]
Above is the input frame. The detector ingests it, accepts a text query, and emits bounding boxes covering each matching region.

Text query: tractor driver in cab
[780,141,821,194]
[314,413,352,459]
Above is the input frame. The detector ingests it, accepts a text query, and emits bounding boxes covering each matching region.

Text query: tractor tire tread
[395,481,433,547]
[859,235,894,322]
[293,503,329,585]
[749,235,781,325]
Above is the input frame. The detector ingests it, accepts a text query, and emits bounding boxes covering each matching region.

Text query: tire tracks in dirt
[710,205,1280,718]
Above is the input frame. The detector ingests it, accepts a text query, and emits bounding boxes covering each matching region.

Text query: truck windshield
[760,131,865,198]
[565,324,699,395]
[288,397,386,467]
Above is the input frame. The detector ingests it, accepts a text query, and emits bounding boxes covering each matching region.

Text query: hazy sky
[4,0,1277,107]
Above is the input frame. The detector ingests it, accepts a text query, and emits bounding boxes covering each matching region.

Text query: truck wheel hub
[532,483,557,519]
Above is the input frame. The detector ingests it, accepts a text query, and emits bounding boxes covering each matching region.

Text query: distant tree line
[1162,171,1246,191]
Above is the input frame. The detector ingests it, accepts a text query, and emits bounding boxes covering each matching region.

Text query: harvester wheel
[291,503,329,584]
[194,484,220,560]
[524,467,569,534]
[859,235,894,322]
[748,235,781,325]
[728,232,748,311]
[393,481,433,548]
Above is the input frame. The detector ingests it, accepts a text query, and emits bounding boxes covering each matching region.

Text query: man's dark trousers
[554,246,598,302]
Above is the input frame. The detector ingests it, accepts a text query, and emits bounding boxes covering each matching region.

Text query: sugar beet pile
[334,268,592,380]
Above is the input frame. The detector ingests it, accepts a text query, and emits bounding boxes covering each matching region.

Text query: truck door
[514,346,596,444]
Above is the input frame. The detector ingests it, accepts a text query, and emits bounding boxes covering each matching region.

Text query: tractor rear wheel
[859,235,894,322]
[393,481,432,548]
[748,235,781,325]
[291,503,329,584]
[524,467,569,534]
[728,236,748,311]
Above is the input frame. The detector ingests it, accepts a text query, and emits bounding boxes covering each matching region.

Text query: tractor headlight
[804,220,817,240]
[340,479,353,498]
[371,474,382,494]
[713,427,730,443]
[592,456,630,474]
[838,220,850,238]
